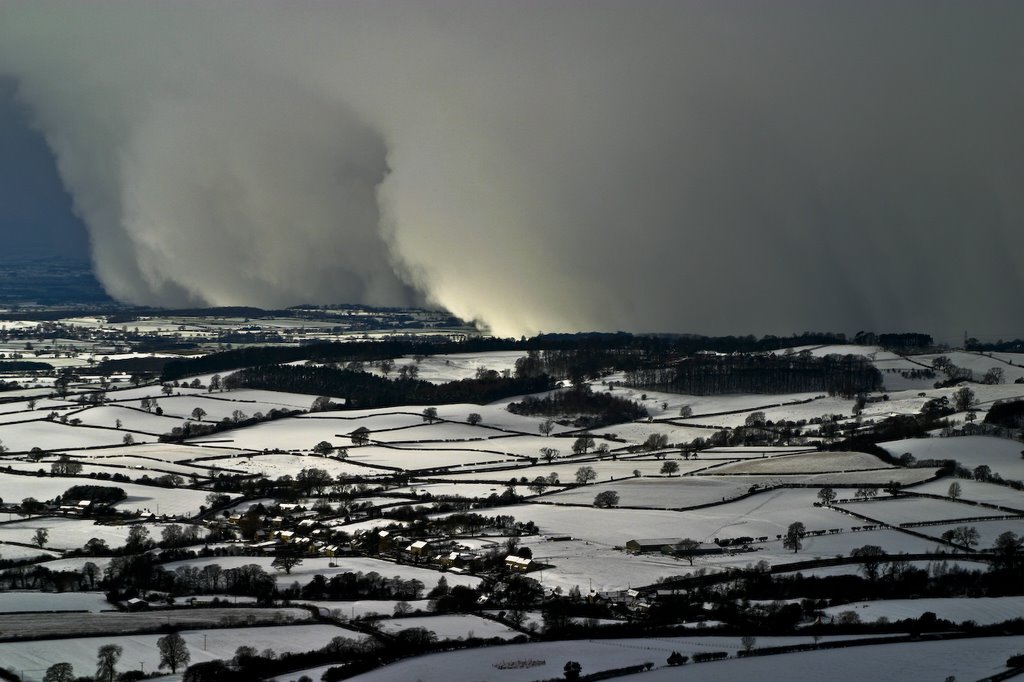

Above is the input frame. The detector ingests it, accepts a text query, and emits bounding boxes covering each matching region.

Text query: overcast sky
[1,1,1022,343]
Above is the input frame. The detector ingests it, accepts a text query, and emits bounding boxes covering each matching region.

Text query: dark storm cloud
[0,80,90,260]
[0,1,1021,340]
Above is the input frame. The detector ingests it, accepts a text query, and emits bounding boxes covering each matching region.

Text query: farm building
[626,538,685,554]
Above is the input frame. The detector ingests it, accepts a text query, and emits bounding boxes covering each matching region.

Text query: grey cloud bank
[1,1,1022,341]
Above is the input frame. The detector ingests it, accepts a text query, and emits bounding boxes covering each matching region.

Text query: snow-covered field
[0,591,109,613]
[839,496,994,525]
[387,351,527,384]
[0,623,358,681]
[343,635,903,682]
[821,596,1024,625]
[350,445,521,470]
[158,555,481,591]
[0,420,154,451]
[66,404,183,433]
[629,635,1024,682]
[919,518,1024,548]
[377,613,522,640]
[907,478,1024,510]
[463,488,850,548]
[710,451,892,475]
[0,472,228,516]
[881,435,1024,481]
[542,476,757,509]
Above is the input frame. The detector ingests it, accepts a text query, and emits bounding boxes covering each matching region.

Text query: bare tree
[783,521,805,553]
[96,644,123,682]
[540,447,560,463]
[157,632,191,673]
[575,466,597,485]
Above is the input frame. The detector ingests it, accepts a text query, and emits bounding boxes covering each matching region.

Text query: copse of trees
[223,364,553,409]
[624,353,881,397]
[508,385,647,428]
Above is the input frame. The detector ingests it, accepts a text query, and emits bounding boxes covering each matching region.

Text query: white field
[55,441,254,463]
[907,478,1024,510]
[522,538,707,592]
[679,395,856,429]
[459,488,851,548]
[64,405,183,433]
[821,596,1024,625]
[34,556,114,573]
[0,542,58,561]
[377,613,522,640]
[430,401,578,434]
[0,420,154,451]
[158,555,481,591]
[709,451,893,475]
[392,434,612,459]
[391,351,527,383]
[0,518,197,550]
[433,458,719,484]
[366,422,511,443]
[880,436,1024,481]
[206,452,378,478]
[836,497,991,525]
[629,635,1024,682]
[0,472,228,516]
[914,352,1024,383]
[134,393,297,422]
[188,416,367,450]
[599,382,826,420]
[600,421,719,446]
[919,518,1024,548]
[761,468,937,487]
[542,476,755,509]
[20,454,229,479]
[296,409,426,430]
[345,635,891,682]
[349,445,521,471]
[393,482,540,498]
[0,591,109,612]
[0,624,358,681]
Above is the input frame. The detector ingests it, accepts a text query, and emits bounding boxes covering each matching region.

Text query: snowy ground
[376,613,522,641]
[907,477,1024,510]
[0,591,109,613]
[838,496,999,525]
[0,419,154,451]
[0,623,359,681]
[542,476,758,509]
[821,596,1024,625]
[158,555,481,591]
[709,451,893,475]
[457,488,850,549]
[342,635,901,682]
[881,435,1024,481]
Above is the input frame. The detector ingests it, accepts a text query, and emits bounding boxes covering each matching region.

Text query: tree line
[623,353,882,397]
[223,365,553,409]
[158,331,856,382]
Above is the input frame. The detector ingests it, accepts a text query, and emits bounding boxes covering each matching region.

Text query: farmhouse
[505,555,534,572]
